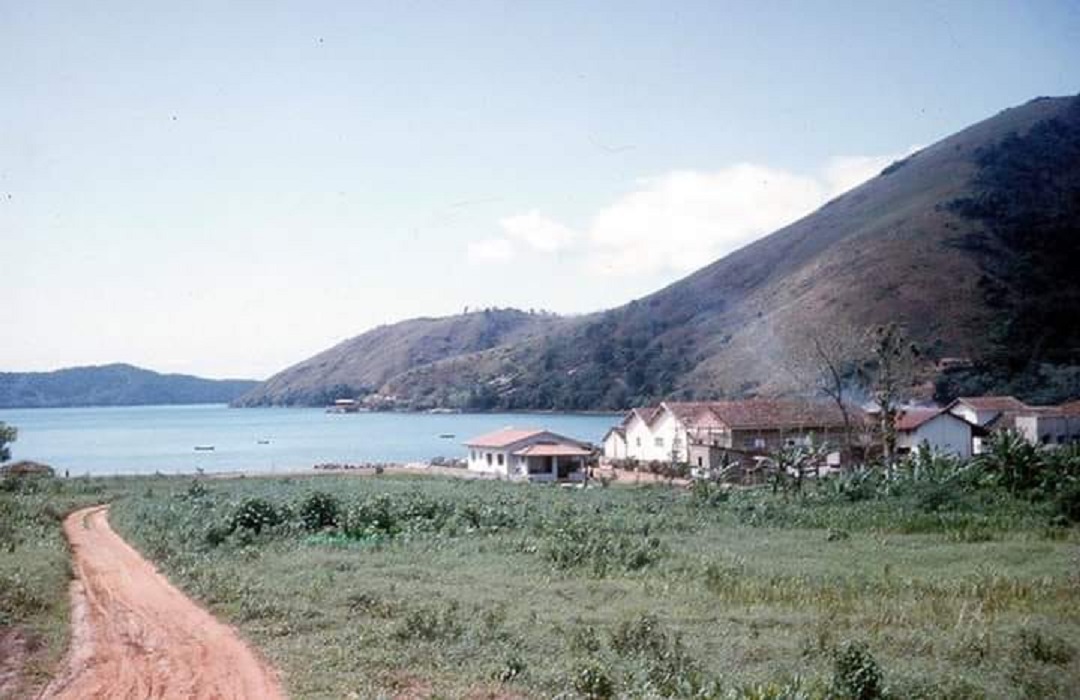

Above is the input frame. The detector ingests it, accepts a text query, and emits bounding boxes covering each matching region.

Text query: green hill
[0,364,258,408]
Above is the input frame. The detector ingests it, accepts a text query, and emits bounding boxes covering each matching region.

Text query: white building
[604,399,854,465]
[947,396,1029,453]
[601,427,628,460]
[895,408,977,459]
[1014,411,1080,448]
[463,428,593,482]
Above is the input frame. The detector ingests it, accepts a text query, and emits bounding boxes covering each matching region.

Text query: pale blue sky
[3,1,1078,379]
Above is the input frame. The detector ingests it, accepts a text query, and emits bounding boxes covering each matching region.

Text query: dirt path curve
[41,506,286,700]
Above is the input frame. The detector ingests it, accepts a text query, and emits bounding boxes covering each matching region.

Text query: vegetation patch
[93,472,1080,698]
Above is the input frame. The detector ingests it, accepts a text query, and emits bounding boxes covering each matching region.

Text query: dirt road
[41,506,285,700]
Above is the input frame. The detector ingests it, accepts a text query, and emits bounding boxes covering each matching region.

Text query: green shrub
[298,491,340,531]
[494,654,526,683]
[544,523,664,576]
[830,641,883,700]
[572,660,615,699]
[230,497,281,533]
[393,601,464,642]
[1017,627,1075,665]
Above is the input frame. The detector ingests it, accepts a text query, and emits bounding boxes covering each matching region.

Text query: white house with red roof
[895,408,978,458]
[607,399,857,465]
[463,427,593,482]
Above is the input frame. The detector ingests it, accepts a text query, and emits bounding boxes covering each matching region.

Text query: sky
[3,1,1078,380]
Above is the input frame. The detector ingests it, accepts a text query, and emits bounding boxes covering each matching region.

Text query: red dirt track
[41,506,285,700]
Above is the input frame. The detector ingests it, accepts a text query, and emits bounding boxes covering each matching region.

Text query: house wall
[1015,415,1080,447]
[897,414,972,458]
[949,404,996,453]
[727,427,840,454]
[467,447,515,477]
[602,432,627,460]
[624,409,689,462]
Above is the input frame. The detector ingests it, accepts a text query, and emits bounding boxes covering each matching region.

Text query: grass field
[88,474,1080,699]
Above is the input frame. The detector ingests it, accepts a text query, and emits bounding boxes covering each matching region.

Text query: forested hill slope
[233,309,564,406]
[0,364,258,408]
[241,95,1080,410]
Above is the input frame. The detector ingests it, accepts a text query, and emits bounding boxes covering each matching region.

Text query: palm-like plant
[976,429,1044,493]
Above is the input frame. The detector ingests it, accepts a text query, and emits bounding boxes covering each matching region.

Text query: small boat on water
[257,440,271,445]
[438,433,455,439]
[194,445,215,451]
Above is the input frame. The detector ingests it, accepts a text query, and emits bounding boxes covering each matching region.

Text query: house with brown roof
[895,408,979,459]
[463,428,593,482]
[607,399,859,472]
[948,396,1080,450]
[947,396,1029,427]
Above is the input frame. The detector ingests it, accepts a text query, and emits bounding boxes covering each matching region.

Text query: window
[486,452,493,465]
[636,437,642,447]
[655,437,665,447]
[497,453,505,466]
[745,437,766,450]
[697,456,703,467]
[470,450,477,461]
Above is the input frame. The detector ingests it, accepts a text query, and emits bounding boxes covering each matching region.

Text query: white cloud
[469,147,922,275]
[823,146,920,197]
[499,210,577,253]
[586,165,825,276]
[466,237,515,263]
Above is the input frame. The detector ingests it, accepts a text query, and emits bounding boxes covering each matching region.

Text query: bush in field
[230,497,281,534]
[609,613,707,697]
[690,478,729,507]
[572,660,615,699]
[298,491,340,531]
[393,601,464,642]
[184,479,208,500]
[544,523,664,576]
[1017,627,1075,666]
[830,641,883,700]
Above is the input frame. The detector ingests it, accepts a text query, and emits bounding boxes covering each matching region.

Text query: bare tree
[866,323,920,466]
[782,324,868,454]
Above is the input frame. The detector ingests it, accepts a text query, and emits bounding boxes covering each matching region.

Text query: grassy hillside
[242,95,1080,410]
[0,364,257,409]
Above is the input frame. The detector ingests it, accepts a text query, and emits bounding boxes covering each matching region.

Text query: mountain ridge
[236,94,1080,410]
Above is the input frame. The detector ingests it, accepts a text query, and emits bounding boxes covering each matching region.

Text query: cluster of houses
[462,395,1080,483]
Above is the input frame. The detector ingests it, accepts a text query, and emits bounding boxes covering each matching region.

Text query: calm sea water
[0,404,619,476]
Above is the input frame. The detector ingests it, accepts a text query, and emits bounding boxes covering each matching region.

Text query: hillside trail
[40,505,286,700]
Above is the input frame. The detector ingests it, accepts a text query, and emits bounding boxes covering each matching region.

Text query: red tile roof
[895,408,946,431]
[464,428,546,448]
[1060,401,1080,415]
[664,399,856,431]
[954,396,1029,412]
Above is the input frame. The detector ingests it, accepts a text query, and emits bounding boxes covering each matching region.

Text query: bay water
[0,404,619,476]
